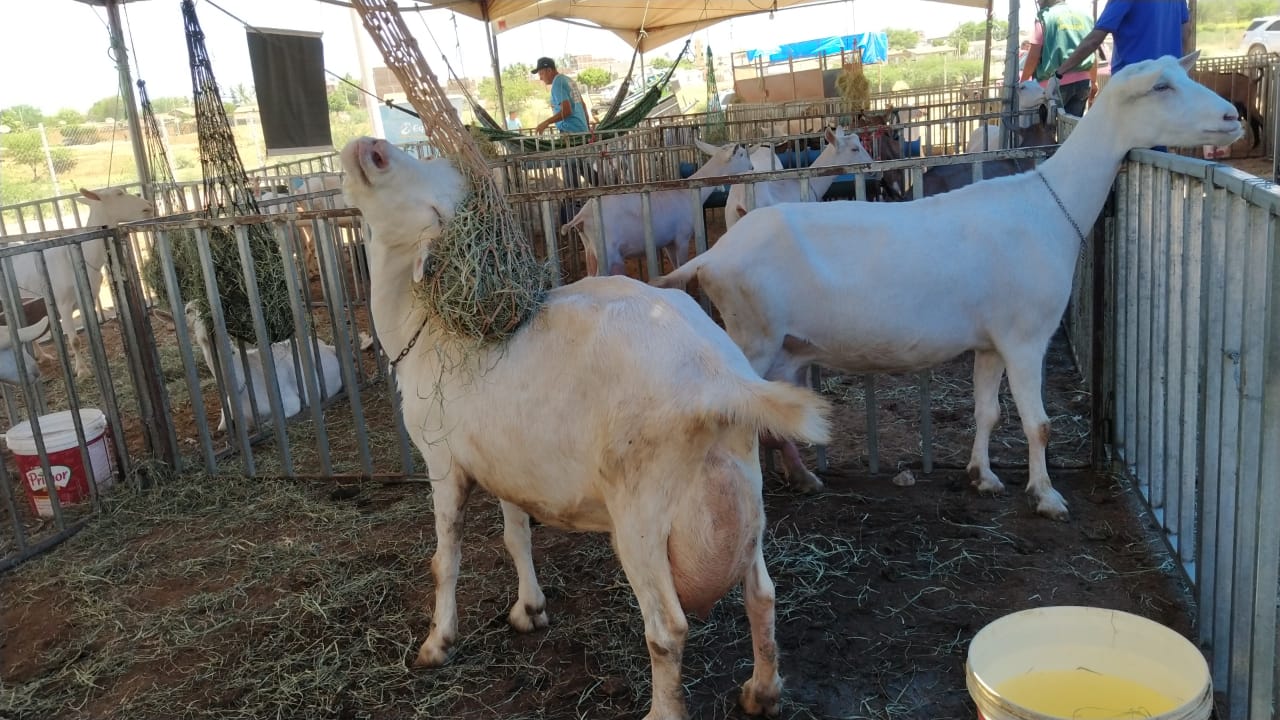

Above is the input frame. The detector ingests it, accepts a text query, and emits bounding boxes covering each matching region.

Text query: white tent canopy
[418,0,997,53]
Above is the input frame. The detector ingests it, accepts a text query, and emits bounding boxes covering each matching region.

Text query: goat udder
[667,453,759,618]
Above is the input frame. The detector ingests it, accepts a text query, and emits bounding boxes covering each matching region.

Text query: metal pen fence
[1100,148,1280,720]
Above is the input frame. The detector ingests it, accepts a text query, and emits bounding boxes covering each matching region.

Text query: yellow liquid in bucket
[996,669,1181,719]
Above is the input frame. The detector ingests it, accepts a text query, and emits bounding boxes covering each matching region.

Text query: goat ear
[16,317,50,344]
[78,188,102,204]
[413,207,444,283]
[1178,51,1200,72]
[824,127,837,146]
[693,138,719,156]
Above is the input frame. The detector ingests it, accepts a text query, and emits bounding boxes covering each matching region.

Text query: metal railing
[1099,148,1280,719]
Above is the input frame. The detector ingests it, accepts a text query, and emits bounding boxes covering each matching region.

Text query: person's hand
[1045,74,1062,116]
[1045,74,1062,104]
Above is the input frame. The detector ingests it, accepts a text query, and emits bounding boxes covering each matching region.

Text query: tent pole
[483,3,509,123]
[980,0,994,90]
[349,8,386,138]
[104,0,153,199]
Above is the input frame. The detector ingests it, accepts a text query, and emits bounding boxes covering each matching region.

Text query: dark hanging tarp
[246,27,333,155]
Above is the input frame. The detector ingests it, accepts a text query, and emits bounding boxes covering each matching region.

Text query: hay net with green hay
[140,0,296,345]
[354,0,550,346]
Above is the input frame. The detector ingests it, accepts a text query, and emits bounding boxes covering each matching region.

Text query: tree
[49,148,77,176]
[576,67,614,91]
[54,108,84,126]
[952,19,1007,43]
[229,83,255,106]
[85,95,122,123]
[1,131,47,180]
[649,55,695,71]
[0,105,44,131]
[477,62,542,115]
[885,27,922,51]
[328,75,363,113]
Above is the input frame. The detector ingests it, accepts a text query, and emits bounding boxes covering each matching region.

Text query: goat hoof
[508,602,549,633]
[413,636,454,668]
[1032,489,1070,522]
[786,469,825,494]
[968,466,1005,495]
[740,675,782,717]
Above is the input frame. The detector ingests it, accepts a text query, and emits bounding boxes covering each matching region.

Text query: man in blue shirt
[1050,0,1189,79]
[532,57,589,134]
[1049,1,1188,150]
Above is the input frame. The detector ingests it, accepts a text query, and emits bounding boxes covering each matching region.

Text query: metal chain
[1036,170,1085,244]
[390,316,429,369]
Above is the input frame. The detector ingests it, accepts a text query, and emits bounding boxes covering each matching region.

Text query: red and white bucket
[4,409,115,517]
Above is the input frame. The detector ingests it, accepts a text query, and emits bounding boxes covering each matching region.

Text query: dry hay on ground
[0,462,1190,719]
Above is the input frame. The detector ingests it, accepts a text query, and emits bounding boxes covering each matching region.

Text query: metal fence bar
[1250,209,1280,720]
[1226,202,1268,718]
[234,224,294,476]
[151,228,217,473]
[1200,183,1230,669]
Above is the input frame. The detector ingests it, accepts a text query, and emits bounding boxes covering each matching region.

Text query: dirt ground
[0,317,1197,720]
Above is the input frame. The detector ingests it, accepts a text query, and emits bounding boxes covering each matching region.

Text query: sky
[0,0,1051,116]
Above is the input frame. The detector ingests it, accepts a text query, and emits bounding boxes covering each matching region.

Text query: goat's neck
[689,167,728,204]
[366,243,441,380]
[1035,105,1128,250]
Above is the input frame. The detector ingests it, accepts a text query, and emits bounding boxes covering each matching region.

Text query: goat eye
[1153,82,1172,92]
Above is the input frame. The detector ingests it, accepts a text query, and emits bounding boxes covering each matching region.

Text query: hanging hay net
[353,0,549,346]
[835,51,872,114]
[144,0,295,345]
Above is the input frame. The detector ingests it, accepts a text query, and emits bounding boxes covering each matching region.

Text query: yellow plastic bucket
[967,606,1213,720]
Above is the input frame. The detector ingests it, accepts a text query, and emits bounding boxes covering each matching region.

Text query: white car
[1240,16,1280,57]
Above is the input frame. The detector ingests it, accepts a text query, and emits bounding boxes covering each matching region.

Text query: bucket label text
[25,465,73,493]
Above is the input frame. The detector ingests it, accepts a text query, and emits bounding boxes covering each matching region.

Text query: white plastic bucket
[967,606,1213,720]
[4,409,114,517]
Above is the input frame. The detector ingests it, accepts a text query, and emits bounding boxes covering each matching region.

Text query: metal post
[1002,0,1021,149]
[37,124,62,198]
[483,9,508,124]
[980,0,994,89]
[104,0,154,200]
[350,8,386,138]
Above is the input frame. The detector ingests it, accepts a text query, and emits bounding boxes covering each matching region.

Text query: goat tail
[651,254,707,290]
[731,380,831,446]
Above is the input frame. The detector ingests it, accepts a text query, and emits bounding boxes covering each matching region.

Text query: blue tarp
[745,32,888,65]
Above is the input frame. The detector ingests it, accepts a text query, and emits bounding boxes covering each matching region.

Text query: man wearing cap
[532,57,589,134]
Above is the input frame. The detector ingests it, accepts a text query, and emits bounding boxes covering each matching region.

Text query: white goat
[655,53,1241,521]
[340,137,830,719]
[259,173,348,279]
[725,128,874,230]
[0,317,52,386]
[560,139,754,276]
[965,80,1055,153]
[13,188,154,377]
[185,303,343,433]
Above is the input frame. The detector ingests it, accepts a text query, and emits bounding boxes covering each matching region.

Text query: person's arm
[1053,27,1107,78]
[1180,1,1193,55]
[1021,44,1043,82]
[536,99,573,133]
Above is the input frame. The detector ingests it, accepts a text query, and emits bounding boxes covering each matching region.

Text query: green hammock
[467,40,691,152]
